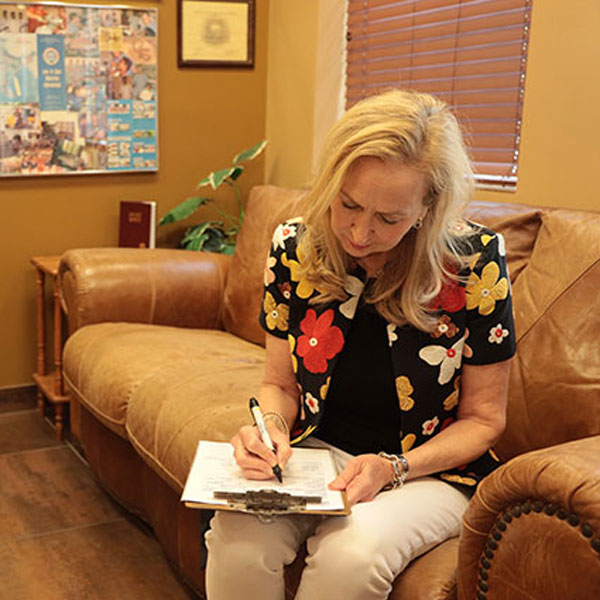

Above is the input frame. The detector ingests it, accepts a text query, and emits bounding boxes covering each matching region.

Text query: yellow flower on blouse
[290,424,317,445]
[320,376,331,400]
[466,261,508,316]
[401,433,416,453]
[288,335,298,373]
[443,376,461,411]
[440,473,477,486]
[395,376,415,411]
[468,252,482,270]
[263,292,289,331]
[281,244,319,299]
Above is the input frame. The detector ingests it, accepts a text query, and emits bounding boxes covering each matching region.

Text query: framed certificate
[177,0,255,68]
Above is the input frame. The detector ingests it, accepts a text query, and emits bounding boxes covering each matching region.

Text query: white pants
[204,439,469,600]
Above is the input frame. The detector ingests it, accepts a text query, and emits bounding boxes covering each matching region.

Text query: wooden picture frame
[177,0,255,68]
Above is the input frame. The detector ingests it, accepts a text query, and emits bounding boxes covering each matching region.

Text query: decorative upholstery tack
[476,499,600,599]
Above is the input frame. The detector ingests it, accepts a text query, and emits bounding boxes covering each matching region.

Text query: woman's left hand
[328,454,393,506]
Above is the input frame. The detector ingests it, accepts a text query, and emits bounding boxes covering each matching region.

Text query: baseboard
[0,384,37,413]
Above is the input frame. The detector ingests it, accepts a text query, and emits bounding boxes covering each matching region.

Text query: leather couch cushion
[125,332,266,491]
[64,322,180,438]
[454,201,600,459]
[495,208,600,459]
[223,185,306,346]
[64,323,266,491]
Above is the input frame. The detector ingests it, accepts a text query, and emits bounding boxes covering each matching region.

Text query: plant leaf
[185,236,207,251]
[233,140,267,164]
[182,230,208,246]
[181,221,222,244]
[229,165,244,180]
[221,241,236,255]
[209,167,236,189]
[159,197,212,225]
[195,175,211,189]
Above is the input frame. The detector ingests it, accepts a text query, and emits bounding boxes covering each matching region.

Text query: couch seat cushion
[64,323,266,490]
[126,336,267,491]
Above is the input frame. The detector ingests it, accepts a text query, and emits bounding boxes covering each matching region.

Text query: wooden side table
[30,255,69,439]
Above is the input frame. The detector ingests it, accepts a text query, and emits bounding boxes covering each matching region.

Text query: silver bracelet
[262,411,290,437]
[378,452,410,490]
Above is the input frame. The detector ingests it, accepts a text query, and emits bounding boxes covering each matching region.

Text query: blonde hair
[297,89,475,331]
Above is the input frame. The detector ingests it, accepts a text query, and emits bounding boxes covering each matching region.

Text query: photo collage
[0,2,158,176]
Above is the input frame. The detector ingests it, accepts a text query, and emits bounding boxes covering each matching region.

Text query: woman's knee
[206,511,313,571]
[304,528,394,592]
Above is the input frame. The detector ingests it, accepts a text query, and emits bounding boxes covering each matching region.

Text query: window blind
[346,0,532,187]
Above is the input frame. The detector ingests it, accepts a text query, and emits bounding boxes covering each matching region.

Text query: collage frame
[0,1,159,178]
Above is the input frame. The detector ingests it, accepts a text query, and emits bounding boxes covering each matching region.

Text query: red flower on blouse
[297,309,344,373]
[430,276,465,313]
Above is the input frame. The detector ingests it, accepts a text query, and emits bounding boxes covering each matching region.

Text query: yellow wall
[265,1,318,187]
[2,0,269,387]
[477,0,600,210]
[265,0,345,189]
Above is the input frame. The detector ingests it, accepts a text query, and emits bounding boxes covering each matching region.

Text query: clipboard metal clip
[214,489,322,521]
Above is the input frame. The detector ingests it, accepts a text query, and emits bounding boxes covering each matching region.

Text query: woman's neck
[356,252,389,279]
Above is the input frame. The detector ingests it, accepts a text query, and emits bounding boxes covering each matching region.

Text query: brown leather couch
[60,185,600,600]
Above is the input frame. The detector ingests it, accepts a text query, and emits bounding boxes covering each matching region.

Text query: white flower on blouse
[272,223,297,250]
[339,275,364,319]
[387,324,398,347]
[304,392,320,414]
[488,323,509,344]
[264,255,276,286]
[497,233,506,256]
[419,331,470,385]
[422,416,439,436]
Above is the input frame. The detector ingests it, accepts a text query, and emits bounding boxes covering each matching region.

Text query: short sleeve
[463,231,516,365]
[258,221,298,339]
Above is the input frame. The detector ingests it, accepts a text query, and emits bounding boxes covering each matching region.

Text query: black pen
[249,397,283,483]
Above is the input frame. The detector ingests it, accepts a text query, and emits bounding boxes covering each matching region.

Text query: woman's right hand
[230,423,292,480]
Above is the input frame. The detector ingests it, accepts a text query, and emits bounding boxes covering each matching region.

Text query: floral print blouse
[259,219,516,488]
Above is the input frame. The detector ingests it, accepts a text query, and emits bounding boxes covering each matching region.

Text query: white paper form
[181,441,347,512]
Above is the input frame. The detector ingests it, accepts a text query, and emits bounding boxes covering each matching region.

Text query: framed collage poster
[0,2,158,177]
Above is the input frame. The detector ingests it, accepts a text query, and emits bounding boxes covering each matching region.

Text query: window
[346,0,532,188]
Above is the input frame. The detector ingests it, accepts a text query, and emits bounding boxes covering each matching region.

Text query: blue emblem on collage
[37,35,67,111]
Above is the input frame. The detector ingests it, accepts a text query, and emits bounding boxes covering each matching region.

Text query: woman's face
[330,157,428,270]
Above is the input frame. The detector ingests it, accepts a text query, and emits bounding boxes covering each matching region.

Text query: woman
[205,89,515,599]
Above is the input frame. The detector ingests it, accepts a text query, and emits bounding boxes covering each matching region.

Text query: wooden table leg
[53,278,64,398]
[34,267,46,416]
[55,403,64,440]
[31,256,70,440]
[53,277,66,440]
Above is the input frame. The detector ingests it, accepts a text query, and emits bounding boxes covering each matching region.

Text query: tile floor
[0,409,198,600]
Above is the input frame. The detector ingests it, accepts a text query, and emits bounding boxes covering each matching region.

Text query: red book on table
[119,201,156,248]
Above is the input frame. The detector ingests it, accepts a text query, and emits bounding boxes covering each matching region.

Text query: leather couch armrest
[59,248,231,333]
[458,435,600,600]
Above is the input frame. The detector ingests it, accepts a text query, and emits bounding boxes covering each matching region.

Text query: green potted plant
[159,140,267,254]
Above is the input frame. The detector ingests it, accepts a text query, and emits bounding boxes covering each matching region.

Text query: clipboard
[181,441,351,517]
